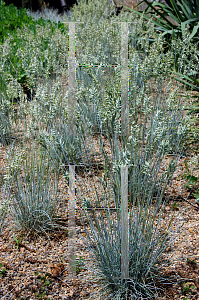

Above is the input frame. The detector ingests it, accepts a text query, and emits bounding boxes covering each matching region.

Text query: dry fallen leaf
[24,257,37,263]
[49,263,65,277]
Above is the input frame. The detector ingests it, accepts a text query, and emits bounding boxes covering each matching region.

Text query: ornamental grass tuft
[9,143,59,233]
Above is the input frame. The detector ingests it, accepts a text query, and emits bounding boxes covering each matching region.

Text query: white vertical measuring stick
[121,22,129,279]
[121,165,129,279]
[121,22,129,141]
[68,22,76,278]
[68,165,76,277]
[68,22,76,136]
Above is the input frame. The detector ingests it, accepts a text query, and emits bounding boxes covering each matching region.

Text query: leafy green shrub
[0,1,34,43]
[0,1,65,43]
[10,145,60,233]
[0,2,67,93]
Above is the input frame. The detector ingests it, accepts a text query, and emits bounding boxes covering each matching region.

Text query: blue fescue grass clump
[0,72,12,145]
[79,164,176,299]
[0,110,11,146]
[0,186,10,236]
[37,123,84,165]
[9,144,60,233]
